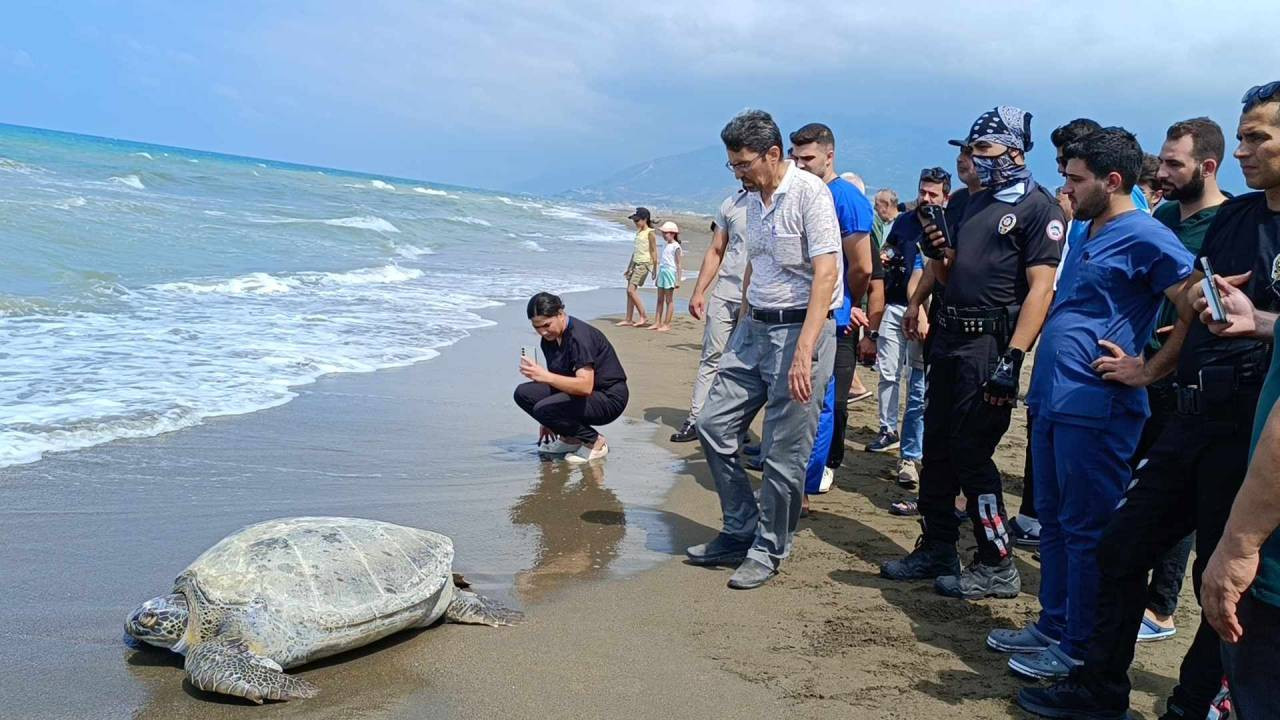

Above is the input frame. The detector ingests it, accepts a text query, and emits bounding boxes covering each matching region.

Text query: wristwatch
[869,331,880,340]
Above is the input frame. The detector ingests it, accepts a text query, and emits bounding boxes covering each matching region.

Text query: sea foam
[108,174,146,190]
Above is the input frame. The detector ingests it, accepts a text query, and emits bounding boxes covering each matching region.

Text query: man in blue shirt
[788,124,877,502]
[993,129,1194,682]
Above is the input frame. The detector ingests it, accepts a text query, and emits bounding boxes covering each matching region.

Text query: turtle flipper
[445,590,523,627]
[185,638,318,704]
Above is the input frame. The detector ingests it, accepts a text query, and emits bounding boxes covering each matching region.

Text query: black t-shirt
[541,316,627,390]
[1176,192,1280,384]
[882,210,924,306]
[944,181,1065,309]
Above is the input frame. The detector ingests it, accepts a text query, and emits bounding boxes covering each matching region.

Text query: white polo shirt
[711,188,750,303]
[745,161,843,310]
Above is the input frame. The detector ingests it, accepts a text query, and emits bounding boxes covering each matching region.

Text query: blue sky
[3,1,1277,194]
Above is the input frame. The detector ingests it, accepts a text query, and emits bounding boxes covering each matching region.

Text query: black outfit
[882,210,924,307]
[1079,193,1280,717]
[919,181,1063,565]
[514,316,629,445]
[828,235,885,469]
[1222,593,1280,720]
[1131,387,1195,618]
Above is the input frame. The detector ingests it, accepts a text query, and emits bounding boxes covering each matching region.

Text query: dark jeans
[1079,400,1256,717]
[1222,593,1280,720]
[826,330,857,469]
[1133,385,1195,618]
[514,381,629,445]
[919,330,1013,565]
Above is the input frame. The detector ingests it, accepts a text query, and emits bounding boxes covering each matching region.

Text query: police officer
[881,106,1064,600]
[986,128,1194,681]
[1019,81,1280,720]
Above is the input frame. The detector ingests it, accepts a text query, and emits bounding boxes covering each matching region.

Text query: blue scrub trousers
[1031,412,1143,660]
[804,377,836,494]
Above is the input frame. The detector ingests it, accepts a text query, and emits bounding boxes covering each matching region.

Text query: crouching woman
[515,292,629,463]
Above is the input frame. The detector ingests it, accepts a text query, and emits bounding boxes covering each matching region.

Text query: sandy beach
[1,210,1199,719]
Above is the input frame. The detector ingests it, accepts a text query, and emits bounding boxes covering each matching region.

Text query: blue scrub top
[828,177,874,327]
[1027,209,1194,427]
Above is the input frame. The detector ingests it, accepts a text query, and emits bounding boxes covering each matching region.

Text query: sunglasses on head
[1242,81,1280,111]
[920,167,951,183]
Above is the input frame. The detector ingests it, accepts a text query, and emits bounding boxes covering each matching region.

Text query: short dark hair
[1061,127,1144,193]
[1139,153,1161,186]
[526,292,564,319]
[1166,117,1225,164]
[919,167,952,195]
[789,122,835,148]
[721,110,784,156]
[1051,118,1103,150]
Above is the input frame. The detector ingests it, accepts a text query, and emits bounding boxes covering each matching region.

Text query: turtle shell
[181,517,452,628]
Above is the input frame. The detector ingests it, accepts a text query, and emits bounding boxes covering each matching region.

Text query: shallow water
[0,291,687,718]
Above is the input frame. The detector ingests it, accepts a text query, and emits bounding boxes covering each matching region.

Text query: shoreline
[1,208,1200,719]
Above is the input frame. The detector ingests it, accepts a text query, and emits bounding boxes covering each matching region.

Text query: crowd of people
[513,81,1280,719]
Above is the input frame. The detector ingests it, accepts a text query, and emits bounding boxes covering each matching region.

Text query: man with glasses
[686,110,842,590]
[1020,80,1280,720]
[865,168,948,490]
[881,106,1063,600]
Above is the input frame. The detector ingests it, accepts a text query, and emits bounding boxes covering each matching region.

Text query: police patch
[1272,253,1280,283]
[998,213,1017,235]
[1047,219,1065,242]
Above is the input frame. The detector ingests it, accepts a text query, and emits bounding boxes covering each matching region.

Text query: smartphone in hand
[1200,257,1227,323]
[917,204,952,258]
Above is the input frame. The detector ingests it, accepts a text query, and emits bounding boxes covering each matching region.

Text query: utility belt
[750,307,833,324]
[1173,361,1268,417]
[935,304,1020,344]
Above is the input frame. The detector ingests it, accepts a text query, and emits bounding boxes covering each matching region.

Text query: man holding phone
[1020,80,1280,720]
[881,106,1064,600]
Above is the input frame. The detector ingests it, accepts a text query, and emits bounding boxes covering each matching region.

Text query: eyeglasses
[725,154,765,173]
[1242,81,1280,111]
[920,167,951,183]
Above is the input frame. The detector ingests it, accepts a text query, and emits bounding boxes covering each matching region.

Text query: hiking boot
[866,428,900,453]
[670,419,698,443]
[935,557,1020,599]
[896,459,920,488]
[1017,677,1128,720]
[880,537,960,581]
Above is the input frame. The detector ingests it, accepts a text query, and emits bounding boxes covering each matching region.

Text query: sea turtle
[125,516,519,703]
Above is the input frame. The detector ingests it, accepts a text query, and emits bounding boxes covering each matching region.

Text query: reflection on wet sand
[511,459,626,602]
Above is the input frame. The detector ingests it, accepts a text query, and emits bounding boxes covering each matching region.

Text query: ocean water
[0,124,632,468]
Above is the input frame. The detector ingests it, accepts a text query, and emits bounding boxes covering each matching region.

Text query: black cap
[947,138,969,148]
[628,207,651,222]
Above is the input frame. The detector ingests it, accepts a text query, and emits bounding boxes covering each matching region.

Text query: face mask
[971,151,1031,188]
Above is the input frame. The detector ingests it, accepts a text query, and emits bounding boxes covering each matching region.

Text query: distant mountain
[556,131,963,213]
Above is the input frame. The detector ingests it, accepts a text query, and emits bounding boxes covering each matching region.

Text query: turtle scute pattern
[185,517,452,629]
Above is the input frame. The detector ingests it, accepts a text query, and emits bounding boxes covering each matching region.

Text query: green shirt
[1250,314,1280,607]
[1147,201,1224,354]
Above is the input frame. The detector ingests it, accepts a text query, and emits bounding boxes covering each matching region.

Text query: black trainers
[880,536,960,580]
[866,428,901,453]
[1017,677,1128,720]
[935,557,1020,599]
[670,419,698,443]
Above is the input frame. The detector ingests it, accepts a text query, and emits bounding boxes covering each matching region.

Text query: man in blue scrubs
[990,128,1194,680]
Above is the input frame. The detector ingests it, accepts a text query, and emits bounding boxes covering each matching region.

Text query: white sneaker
[896,459,920,488]
[565,443,608,464]
[541,438,581,454]
[817,466,835,494]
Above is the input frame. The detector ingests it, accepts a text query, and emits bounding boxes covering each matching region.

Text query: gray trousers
[688,296,740,422]
[696,316,835,567]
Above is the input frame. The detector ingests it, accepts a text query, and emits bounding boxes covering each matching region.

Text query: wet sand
[1,212,1199,719]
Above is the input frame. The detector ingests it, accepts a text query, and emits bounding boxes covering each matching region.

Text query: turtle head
[125,594,189,650]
